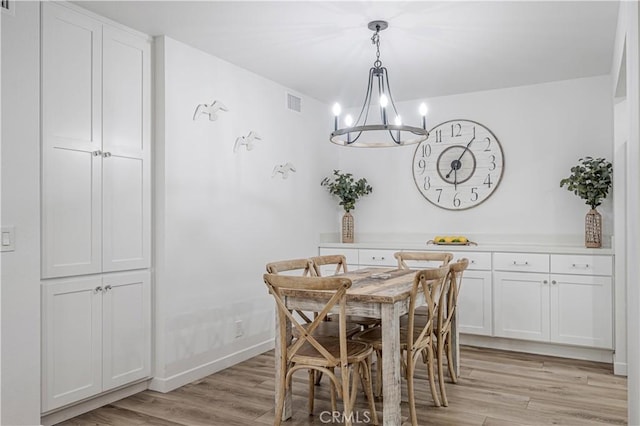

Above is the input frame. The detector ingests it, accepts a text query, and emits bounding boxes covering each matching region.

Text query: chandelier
[330,20,429,148]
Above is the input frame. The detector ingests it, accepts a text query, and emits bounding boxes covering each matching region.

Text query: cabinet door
[42,277,103,411]
[102,271,151,390]
[494,271,550,342]
[102,26,151,272]
[458,270,492,336]
[41,3,103,278]
[550,274,613,349]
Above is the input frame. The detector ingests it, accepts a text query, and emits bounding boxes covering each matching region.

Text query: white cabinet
[358,249,397,267]
[456,252,493,336]
[494,271,550,342]
[41,2,151,278]
[494,253,613,349]
[42,271,151,412]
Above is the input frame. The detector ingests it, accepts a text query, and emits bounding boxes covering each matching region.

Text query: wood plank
[61,346,628,426]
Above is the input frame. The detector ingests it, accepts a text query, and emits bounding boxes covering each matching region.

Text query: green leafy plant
[321,170,372,213]
[559,157,612,209]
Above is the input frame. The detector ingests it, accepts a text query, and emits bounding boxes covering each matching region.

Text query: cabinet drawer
[358,249,397,267]
[455,252,491,271]
[550,255,612,276]
[493,253,549,273]
[319,248,359,266]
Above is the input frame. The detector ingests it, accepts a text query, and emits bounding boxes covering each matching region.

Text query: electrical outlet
[235,320,244,338]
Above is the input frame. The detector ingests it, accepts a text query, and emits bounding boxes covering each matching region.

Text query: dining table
[274,266,460,425]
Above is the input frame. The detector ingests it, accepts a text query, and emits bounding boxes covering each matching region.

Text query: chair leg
[342,367,353,426]
[330,367,337,413]
[375,349,383,399]
[308,369,315,414]
[445,332,458,383]
[426,344,441,407]
[315,370,323,385]
[406,351,418,426]
[361,358,379,425]
[437,337,448,407]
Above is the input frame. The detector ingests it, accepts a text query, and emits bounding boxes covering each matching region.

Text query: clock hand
[454,168,458,190]
[446,128,476,179]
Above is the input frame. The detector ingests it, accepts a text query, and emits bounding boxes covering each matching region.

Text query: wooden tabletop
[280,267,417,304]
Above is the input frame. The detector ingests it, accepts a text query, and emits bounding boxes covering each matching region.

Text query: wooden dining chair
[395,251,453,318]
[434,258,469,406]
[353,265,450,424]
[263,273,379,426]
[266,258,361,338]
[311,254,381,328]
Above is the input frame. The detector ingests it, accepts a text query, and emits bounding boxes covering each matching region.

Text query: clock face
[412,119,504,210]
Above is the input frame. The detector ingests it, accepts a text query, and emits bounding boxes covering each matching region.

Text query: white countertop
[318,233,614,256]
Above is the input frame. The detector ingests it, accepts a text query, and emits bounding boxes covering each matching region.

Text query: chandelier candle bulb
[419,103,428,129]
[332,103,341,131]
[345,115,354,143]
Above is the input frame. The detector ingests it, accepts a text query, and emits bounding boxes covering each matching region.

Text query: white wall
[0,2,41,425]
[330,76,614,245]
[152,36,335,390]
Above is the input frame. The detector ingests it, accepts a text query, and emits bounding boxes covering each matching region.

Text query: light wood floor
[58,346,627,426]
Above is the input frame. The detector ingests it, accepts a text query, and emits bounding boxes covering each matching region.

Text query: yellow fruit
[459,236,468,243]
[433,236,441,242]
[444,237,453,243]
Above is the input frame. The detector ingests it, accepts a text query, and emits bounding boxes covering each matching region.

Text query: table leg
[381,302,401,426]
[274,310,292,421]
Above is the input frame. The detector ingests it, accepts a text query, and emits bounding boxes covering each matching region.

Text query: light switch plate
[1,227,15,252]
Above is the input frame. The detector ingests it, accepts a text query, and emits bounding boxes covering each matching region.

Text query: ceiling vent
[1,0,13,15]
[286,92,302,113]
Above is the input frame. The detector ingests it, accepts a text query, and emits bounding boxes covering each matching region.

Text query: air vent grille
[286,93,302,113]
[1,0,13,14]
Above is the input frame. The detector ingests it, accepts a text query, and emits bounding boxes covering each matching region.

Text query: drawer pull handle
[94,286,103,294]
[470,260,476,264]
[551,280,557,285]
[543,280,548,285]
[372,256,385,260]
[571,263,590,269]
[92,150,102,157]
[512,261,529,266]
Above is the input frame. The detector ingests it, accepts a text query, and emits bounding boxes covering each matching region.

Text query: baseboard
[41,380,149,426]
[461,334,614,363]
[149,339,274,393]
[614,361,628,376]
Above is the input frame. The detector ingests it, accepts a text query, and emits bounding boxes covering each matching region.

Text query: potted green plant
[559,157,612,248]
[321,170,373,243]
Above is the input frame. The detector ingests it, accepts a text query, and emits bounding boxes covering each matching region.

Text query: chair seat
[400,314,429,330]
[293,337,373,365]
[328,314,381,327]
[292,321,361,339]
[352,326,427,351]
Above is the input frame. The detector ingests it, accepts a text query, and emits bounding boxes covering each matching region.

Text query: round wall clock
[412,119,504,210]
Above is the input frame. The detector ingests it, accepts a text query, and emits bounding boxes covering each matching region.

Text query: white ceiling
[75,1,619,105]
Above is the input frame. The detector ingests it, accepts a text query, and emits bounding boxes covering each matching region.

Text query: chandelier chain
[371,27,382,68]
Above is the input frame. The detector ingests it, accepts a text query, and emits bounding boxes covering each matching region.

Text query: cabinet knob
[94,286,103,293]
[92,150,102,157]
[551,280,557,285]
[103,152,112,158]
[104,285,112,292]
[543,280,548,285]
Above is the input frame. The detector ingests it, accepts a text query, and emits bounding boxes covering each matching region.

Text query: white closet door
[102,25,151,272]
[42,277,103,411]
[102,271,151,390]
[41,2,102,278]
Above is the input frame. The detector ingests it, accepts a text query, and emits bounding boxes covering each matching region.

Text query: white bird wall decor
[193,100,229,121]
[272,162,296,179]
[233,131,262,153]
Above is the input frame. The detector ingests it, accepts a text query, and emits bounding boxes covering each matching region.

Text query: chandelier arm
[377,72,387,125]
[383,68,401,119]
[354,67,375,128]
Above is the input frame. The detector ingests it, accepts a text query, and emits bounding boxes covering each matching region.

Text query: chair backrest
[405,265,450,355]
[438,258,469,334]
[394,251,454,270]
[266,258,315,276]
[266,258,317,323]
[263,273,352,368]
[310,254,348,277]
